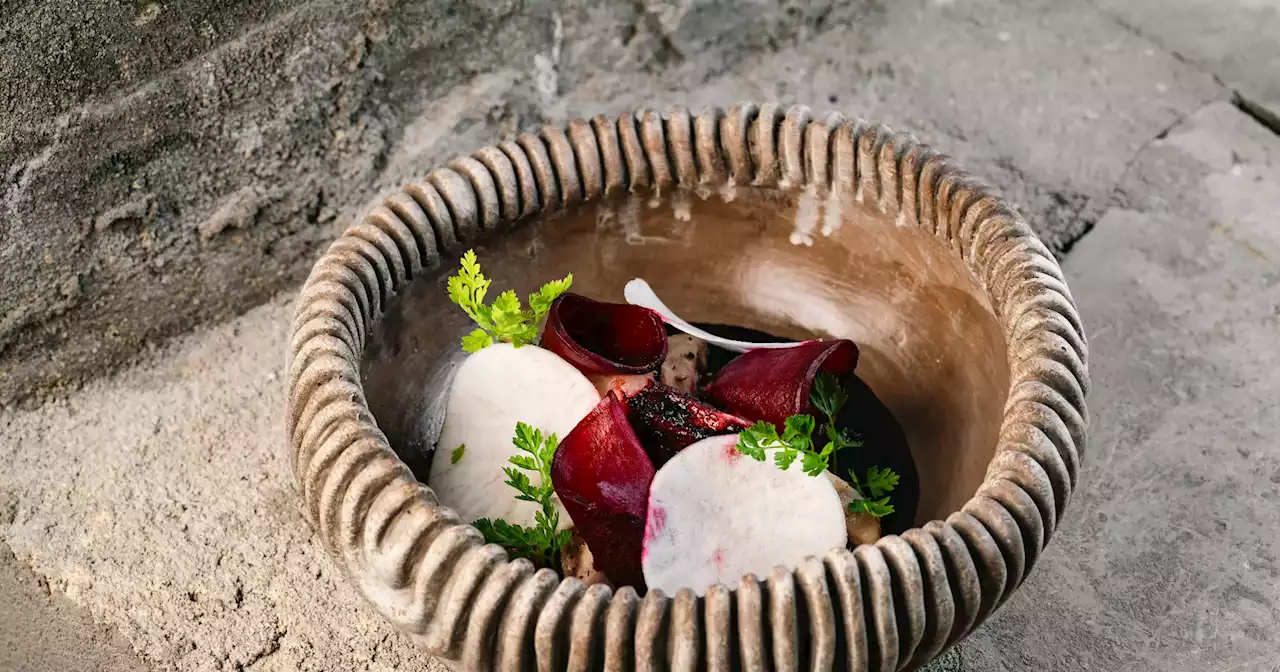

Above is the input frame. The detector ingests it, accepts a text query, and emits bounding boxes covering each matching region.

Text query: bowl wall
[364,187,1010,525]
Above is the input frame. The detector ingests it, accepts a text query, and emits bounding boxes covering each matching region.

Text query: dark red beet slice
[542,293,668,376]
[551,390,655,588]
[625,380,750,468]
[705,340,858,427]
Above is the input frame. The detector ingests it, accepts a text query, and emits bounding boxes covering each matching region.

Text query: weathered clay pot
[286,103,1088,671]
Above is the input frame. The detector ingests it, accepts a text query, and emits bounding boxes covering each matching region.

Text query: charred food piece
[625,379,750,468]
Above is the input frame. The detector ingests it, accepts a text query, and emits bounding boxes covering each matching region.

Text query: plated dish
[286,103,1089,670]
[424,251,919,596]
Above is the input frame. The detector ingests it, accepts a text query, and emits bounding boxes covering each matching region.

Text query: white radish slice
[641,434,846,596]
[623,278,812,354]
[430,343,601,528]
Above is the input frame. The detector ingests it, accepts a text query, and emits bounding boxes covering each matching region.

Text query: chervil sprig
[473,422,572,568]
[848,465,899,518]
[734,372,862,477]
[447,250,573,353]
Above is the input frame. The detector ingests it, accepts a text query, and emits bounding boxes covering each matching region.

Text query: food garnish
[541,293,668,375]
[446,249,573,353]
[734,371,862,477]
[450,443,466,464]
[848,465,899,518]
[623,379,750,468]
[473,422,572,568]
[551,391,656,588]
[706,339,858,429]
[642,434,846,596]
[733,372,902,515]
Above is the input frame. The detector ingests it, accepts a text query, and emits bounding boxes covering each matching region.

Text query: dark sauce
[686,324,920,535]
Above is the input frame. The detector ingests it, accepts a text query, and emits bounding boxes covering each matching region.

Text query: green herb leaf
[736,421,779,461]
[774,448,800,471]
[864,465,900,499]
[781,414,816,454]
[474,422,569,568]
[445,250,572,351]
[461,329,494,353]
[508,455,539,472]
[528,274,573,319]
[736,413,838,476]
[736,376,898,512]
[473,517,536,550]
[825,424,863,450]
[800,451,828,477]
[811,371,848,420]
[848,497,895,518]
[450,444,466,464]
[447,250,493,329]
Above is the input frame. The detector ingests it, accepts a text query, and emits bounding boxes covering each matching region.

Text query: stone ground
[3,0,1280,670]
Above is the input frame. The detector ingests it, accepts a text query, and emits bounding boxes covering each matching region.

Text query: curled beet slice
[705,339,858,427]
[551,391,655,588]
[542,293,668,376]
[625,380,750,468]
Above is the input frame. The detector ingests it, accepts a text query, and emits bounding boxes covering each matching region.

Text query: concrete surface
[3,0,1280,671]
[0,541,147,672]
[1090,0,1280,130]
[1,295,450,672]
[958,101,1280,672]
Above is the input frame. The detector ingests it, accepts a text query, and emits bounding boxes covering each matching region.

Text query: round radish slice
[429,343,600,527]
[641,434,847,596]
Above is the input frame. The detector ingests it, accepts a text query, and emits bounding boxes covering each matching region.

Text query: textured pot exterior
[285,103,1089,670]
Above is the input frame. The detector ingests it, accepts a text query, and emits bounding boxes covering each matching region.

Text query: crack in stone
[1084,0,1280,140]
[1056,96,1218,258]
[1232,92,1280,138]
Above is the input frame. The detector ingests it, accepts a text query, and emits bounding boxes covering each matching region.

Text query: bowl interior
[362,187,1010,525]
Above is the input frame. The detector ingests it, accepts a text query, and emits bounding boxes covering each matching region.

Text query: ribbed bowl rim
[285,102,1089,671]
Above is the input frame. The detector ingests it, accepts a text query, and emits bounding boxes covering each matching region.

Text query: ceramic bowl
[285,103,1088,671]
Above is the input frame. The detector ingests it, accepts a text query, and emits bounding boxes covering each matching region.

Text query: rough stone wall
[0,0,883,406]
[1,0,547,405]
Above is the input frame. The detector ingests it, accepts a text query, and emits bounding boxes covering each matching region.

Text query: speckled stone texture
[0,0,1226,406]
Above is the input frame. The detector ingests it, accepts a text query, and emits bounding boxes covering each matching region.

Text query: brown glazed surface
[364,190,1009,524]
[286,104,1089,671]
